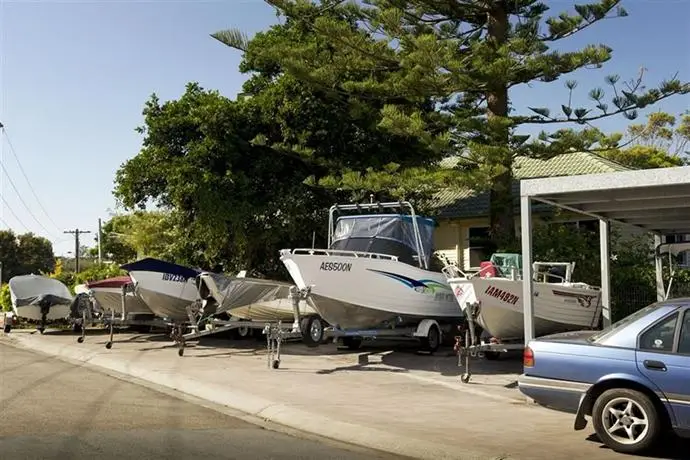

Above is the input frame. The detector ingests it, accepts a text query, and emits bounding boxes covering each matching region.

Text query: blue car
[518,299,690,454]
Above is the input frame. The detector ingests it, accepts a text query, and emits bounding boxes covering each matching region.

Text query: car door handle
[644,360,667,371]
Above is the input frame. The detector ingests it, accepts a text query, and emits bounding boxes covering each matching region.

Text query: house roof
[433,151,631,219]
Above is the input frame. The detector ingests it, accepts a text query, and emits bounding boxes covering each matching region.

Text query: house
[431,151,634,270]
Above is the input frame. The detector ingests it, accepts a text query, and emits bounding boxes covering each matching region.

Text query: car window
[678,310,690,354]
[639,312,679,352]
[590,303,660,343]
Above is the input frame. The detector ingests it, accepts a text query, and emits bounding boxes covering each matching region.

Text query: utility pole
[64,229,91,273]
[97,218,102,264]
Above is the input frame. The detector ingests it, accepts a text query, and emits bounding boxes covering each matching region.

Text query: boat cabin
[329,213,436,269]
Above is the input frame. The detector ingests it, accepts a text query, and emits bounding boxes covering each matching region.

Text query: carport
[520,166,690,342]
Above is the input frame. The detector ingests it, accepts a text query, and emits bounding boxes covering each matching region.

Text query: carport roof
[520,166,690,234]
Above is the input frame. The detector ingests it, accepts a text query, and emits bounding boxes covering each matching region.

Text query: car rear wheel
[592,388,661,454]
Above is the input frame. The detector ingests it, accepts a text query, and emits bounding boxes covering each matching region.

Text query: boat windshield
[330,214,435,267]
[588,303,660,343]
[490,253,522,277]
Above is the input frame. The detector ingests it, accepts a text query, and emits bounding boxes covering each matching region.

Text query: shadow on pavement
[585,433,690,459]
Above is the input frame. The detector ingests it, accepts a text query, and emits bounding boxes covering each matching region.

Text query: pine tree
[253,0,689,247]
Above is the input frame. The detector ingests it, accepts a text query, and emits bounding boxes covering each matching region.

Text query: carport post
[520,195,535,343]
[599,219,611,327]
[654,234,665,301]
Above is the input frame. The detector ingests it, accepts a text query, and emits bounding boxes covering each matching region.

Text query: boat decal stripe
[552,290,598,308]
[366,269,451,292]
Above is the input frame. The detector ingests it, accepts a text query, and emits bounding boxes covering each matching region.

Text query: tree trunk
[486,1,515,250]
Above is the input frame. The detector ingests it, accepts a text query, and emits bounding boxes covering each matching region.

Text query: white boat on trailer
[280,201,462,352]
[8,274,74,334]
[444,253,603,342]
[443,253,602,383]
[120,258,201,324]
[73,276,169,348]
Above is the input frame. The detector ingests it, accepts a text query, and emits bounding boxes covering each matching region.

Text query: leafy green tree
[17,233,55,275]
[0,283,11,312]
[601,111,690,168]
[114,84,333,277]
[0,230,20,283]
[0,230,55,281]
[97,211,176,263]
[254,0,689,247]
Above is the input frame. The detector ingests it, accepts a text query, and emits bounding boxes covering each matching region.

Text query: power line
[0,161,55,237]
[1,126,62,232]
[0,194,29,232]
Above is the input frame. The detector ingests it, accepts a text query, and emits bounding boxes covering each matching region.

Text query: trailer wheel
[3,324,11,333]
[301,316,324,347]
[77,336,85,344]
[419,324,440,353]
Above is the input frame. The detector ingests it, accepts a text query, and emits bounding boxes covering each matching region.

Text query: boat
[443,253,603,341]
[85,275,156,320]
[279,201,461,334]
[8,274,73,326]
[120,258,200,323]
[196,272,319,322]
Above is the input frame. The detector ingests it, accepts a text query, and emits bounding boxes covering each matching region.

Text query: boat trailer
[74,284,169,349]
[455,301,524,384]
[172,286,324,369]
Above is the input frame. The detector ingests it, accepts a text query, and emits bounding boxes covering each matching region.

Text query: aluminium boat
[444,253,603,341]
[279,201,461,332]
[120,258,200,323]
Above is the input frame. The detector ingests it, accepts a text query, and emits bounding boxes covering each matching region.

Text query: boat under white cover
[196,272,318,322]
[280,202,460,331]
[120,258,200,322]
[85,275,155,318]
[445,253,602,341]
[9,274,73,321]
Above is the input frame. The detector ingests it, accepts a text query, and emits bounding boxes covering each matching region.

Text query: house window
[467,227,494,269]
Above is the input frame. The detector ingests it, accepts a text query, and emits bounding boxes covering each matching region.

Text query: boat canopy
[120,258,200,280]
[330,214,435,267]
[9,275,73,309]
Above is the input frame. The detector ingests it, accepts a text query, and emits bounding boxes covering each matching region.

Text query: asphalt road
[0,343,405,460]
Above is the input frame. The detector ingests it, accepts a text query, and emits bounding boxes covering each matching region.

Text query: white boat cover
[9,275,73,309]
[198,273,294,315]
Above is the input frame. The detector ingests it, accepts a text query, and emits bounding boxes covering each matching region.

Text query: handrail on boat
[291,248,399,261]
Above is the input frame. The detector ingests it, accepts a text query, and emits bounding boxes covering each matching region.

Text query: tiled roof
[433,152,631,219]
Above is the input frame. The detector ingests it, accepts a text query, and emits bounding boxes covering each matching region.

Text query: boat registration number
[161,273,188,283]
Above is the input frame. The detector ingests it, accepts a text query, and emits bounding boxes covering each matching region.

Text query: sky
[0,0,688,257]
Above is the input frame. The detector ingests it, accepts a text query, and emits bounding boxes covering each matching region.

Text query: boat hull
[127,270,197,322]
[280,250,461,330]
[13,304,72,322]
[448,277,602,341]
[90,287,155,317]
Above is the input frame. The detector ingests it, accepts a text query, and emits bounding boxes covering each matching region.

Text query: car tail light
[523,346,535,367]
